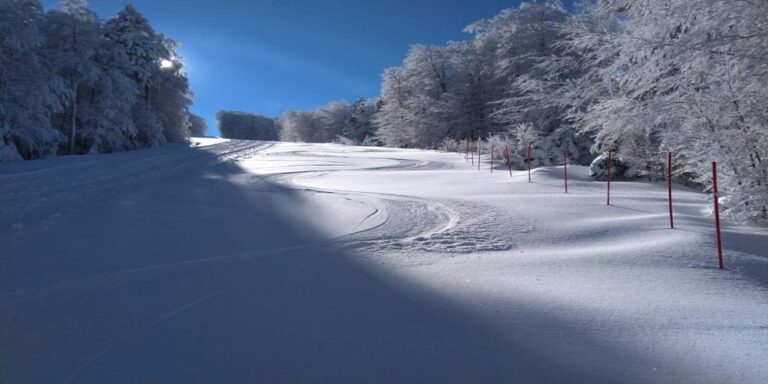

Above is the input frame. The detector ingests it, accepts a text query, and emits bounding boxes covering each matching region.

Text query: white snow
[1,140,766,383]
[190,136,230,147]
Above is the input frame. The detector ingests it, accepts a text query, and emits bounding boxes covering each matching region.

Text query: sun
[160,59,175,69]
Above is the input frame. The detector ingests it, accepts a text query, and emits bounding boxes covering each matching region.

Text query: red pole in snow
[478,141,481,171]
[527,143,532,183]
[712,162,724,269]
[607,150,612,205]
[564,148,568,194]
[668,152,674,229]
[490,144,494,173]
[505,145,512,177]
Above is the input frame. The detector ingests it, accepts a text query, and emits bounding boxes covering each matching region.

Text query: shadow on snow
[1,146,702,383]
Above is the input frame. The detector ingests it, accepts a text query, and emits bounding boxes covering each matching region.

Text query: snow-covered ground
[1,139,766,383]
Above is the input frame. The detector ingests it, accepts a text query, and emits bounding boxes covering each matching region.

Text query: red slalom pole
[490,144,494,173]
[712,162,724,269]
[668,152,674,229]
[607,150,612,205]
[477,141,481,171]
[527,143,532,183]
[505,145,512,177]
[563,149,568,193]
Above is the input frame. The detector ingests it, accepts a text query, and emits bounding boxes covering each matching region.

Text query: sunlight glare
[160,59,175,69]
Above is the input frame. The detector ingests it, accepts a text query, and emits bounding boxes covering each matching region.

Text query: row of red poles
[457,140,725,269]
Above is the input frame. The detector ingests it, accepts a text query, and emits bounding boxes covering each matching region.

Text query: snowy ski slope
[1,138,766,383]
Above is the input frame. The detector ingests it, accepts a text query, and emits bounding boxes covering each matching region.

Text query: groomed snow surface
[1,139,766,383]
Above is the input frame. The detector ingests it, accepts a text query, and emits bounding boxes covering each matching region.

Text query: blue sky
[43,1,557,135]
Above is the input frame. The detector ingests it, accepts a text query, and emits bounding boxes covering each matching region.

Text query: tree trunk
[70,81,79,155]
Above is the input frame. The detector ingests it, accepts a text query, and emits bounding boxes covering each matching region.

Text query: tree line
[268,0,767,222]
[3,0,765,221]
[0,0,205,161]
[218,98,379,145]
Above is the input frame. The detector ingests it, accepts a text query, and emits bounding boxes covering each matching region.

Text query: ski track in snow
[63,272,273,384]
[265,150,530,256]
[0,140,273,219]
[1,140,479,379]
[1,140,767,383]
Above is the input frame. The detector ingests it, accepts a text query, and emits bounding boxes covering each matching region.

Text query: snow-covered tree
[0,0,66,160]
[375,2,580,153]
[552,0,768,221]
[279,99,378,144]
[375,45,458,148]
[374,0,766,221]
[1,0,195,160]
[101,4,164,87]
[188,113,207,137]
[79,33,138,153]
[280,110,318,142]
[342,97,378,144]
[149,44,192,144]
[446,40,500,141]
[218,111,280,141]
[315,100,350,142]
[480,1,593,164]
[102,4,170,147]
[374,68,413,147]
[43,0,101,154]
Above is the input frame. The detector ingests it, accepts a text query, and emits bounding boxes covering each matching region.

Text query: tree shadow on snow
[1,146,707,383]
